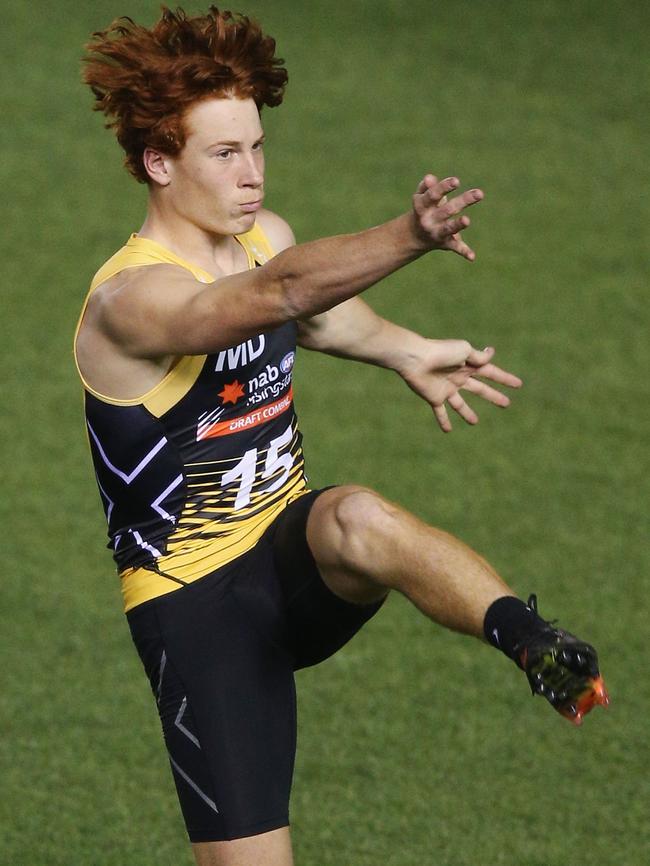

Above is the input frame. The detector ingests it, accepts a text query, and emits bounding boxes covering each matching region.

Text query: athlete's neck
[138,202,246,277]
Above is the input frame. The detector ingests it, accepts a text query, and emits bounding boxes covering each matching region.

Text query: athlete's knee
[328,486,400,573]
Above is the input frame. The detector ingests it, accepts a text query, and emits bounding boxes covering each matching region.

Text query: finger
[416,174,438,195]
[470,363,523,389]
[465,346,496,367]
[434,338,475,369]
[445,234,476,262]
[447,392,479,424]
[425,175,460,205]
[462,377,511,407]
[436,215,471,238]
[437,187,484,218]
[433,403,452,432]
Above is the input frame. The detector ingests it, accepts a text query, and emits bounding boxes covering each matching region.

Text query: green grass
[2,1,649,863]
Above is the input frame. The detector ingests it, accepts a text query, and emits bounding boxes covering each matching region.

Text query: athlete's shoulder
[255,209,296,254]
[88,262,202,345]
[96,259,194,296]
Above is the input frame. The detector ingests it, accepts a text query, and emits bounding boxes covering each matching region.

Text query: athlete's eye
[252,140,265,152]
[215,149,233,160]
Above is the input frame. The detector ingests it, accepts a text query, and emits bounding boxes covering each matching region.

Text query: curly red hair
[83,6,288,183]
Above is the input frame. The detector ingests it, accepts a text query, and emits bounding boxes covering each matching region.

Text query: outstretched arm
[99,176,483,358]
[298,298,522,432]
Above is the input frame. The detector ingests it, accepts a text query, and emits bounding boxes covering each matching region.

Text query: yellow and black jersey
[74,227,307,612]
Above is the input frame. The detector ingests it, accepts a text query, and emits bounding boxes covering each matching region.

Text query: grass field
[2,1,649,863]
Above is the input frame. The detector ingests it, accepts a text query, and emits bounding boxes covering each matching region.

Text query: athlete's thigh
[127,556,297,843]
[192,826,293,866]
[268,488,387,670]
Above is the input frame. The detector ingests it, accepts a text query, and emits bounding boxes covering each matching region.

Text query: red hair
[83,6,288,183]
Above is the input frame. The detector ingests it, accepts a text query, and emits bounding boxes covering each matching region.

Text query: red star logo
[218,379,245,405]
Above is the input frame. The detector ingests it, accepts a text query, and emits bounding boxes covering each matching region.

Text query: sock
[483,595,546,667]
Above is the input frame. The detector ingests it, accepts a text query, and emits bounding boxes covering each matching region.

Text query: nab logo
[215,335,266,372]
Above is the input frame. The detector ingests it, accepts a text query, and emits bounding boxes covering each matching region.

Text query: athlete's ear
[143,147,173,187]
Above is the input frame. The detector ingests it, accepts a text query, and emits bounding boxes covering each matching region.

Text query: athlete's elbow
[265,252,316,321]
[279,275,308,321]
[256,269,301,322]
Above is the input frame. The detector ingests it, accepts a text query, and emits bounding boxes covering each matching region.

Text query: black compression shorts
[127,488,385,843]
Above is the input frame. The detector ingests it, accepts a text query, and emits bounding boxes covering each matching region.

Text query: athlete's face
[164,96,265,236]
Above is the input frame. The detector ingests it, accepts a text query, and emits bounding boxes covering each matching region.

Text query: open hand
[398,340,522,432]
[412,175,484,261]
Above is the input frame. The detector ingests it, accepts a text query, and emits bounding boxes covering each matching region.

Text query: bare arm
[298,298,523,432]
[99,176,482,358]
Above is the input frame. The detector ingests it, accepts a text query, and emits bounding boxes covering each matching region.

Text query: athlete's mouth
[240,199,263,213]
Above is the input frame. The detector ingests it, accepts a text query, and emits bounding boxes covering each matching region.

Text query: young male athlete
[76,7,608,865]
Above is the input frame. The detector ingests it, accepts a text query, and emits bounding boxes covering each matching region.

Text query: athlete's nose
[240,152,264,189]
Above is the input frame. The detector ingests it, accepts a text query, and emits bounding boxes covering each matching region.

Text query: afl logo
[280,352,295,374]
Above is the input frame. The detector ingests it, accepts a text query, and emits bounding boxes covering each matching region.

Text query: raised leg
[305,486,608,724]
[306,485,515,636]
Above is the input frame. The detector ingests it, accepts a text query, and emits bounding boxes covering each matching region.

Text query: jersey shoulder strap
[90,222,277,291]
[90,234,215,291]
[235,222,277,265]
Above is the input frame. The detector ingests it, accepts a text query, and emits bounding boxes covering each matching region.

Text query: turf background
[2,1,648,863]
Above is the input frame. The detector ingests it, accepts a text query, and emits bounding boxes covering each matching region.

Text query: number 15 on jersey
[221,423,295,510]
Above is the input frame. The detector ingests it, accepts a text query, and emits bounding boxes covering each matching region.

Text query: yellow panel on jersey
[236,222,276,265]
[120,483,307,611]
[75,222,308,613]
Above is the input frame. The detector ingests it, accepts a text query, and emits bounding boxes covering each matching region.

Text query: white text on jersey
[215,335,266,372]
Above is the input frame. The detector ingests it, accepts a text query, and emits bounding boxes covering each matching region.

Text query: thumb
[466,345,496,367]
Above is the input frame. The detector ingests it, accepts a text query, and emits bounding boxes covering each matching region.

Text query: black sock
[483,595,546,667]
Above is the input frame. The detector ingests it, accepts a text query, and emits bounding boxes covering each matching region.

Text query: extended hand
[398,340,522,432]
[412,175,484,261]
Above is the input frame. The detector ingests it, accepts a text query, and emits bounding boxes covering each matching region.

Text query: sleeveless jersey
[74,228,307,613]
